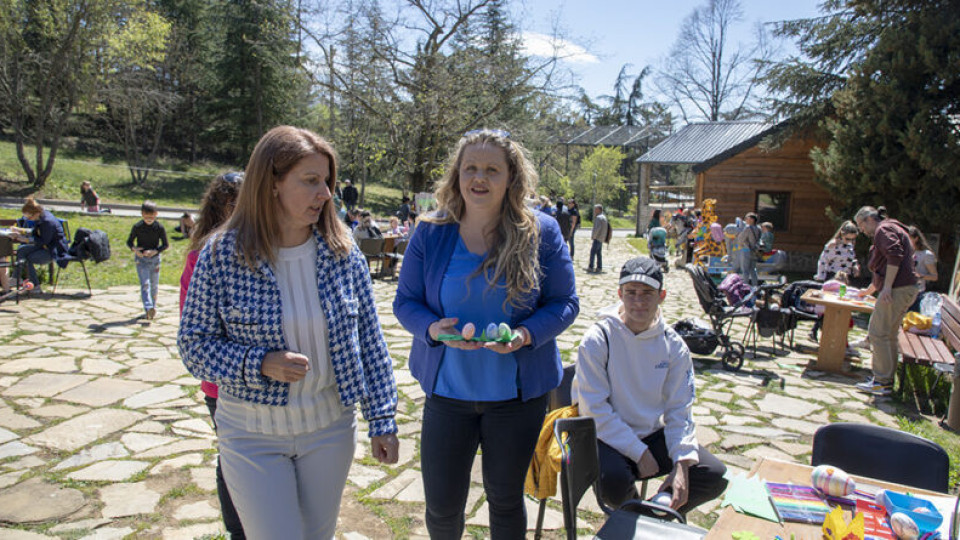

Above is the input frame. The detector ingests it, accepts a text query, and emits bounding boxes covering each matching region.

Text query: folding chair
[52,220,92,296]
[357,237,386,277]
[812,423,949,493]
[553,417,705,540]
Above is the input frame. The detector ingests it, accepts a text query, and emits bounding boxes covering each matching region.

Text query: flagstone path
[0,237,910,539]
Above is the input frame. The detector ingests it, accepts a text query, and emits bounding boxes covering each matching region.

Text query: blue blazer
[393,212,579,401]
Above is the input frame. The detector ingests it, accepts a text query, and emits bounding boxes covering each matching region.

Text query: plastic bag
[919,292,943,318]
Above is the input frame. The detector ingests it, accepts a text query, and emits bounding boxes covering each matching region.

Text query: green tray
[437,331,522,344]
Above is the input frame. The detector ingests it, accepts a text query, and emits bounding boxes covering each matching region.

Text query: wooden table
[378,235,399,278]
[706,458,949,539]
[801,290,875,373]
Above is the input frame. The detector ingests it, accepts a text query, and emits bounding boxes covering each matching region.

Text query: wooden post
[637,163,651,237]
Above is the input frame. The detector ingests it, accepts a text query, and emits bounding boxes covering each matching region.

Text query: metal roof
[636,122,779,170]
[547,125,659,149]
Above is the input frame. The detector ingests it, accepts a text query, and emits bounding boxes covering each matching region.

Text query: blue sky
[514,0,824,102]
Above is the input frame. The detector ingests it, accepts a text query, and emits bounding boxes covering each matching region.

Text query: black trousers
[420,394,547,539]
[597,429,728,515]
[205,396,246,540]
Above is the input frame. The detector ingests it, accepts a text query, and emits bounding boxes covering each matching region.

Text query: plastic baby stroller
[683,264,757,371]
[648,226,669,273]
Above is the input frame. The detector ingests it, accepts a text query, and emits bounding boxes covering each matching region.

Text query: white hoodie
[572,303,699,465]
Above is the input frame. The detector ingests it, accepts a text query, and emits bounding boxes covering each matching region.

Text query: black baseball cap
[619,256,663,290]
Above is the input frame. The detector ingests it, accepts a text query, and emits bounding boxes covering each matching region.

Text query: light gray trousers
[217,409,357,540]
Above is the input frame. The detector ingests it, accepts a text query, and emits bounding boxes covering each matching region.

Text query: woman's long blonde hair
[425,129,540,308]
[224,126,351,268]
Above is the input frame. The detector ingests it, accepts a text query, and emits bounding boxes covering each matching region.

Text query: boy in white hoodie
[572,256,727,514]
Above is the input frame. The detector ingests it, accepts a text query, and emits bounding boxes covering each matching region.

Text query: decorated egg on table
[485,323,499,340]
[810,464,856,497]
[498,322,512,340]
[890,512,920,540]
[461,323,475,340]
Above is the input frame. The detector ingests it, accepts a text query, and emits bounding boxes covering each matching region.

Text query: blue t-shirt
[435,236,518,401]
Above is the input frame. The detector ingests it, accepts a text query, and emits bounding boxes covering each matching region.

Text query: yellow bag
[902,311,932,333]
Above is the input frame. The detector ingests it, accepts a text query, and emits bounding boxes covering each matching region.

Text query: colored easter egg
[461,323,475,340]
[810,464,855,497]
[875,489,887,506]
[890,512,920,540]
[22,281,34,290]
[498,322,511,340]
[485,323,499,340]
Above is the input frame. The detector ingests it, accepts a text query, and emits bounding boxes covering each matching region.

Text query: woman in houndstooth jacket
[179,126,398,540]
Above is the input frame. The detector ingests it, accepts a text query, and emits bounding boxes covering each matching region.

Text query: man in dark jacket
[342,179,359,211]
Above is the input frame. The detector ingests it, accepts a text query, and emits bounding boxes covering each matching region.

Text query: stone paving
[0,237,914,539]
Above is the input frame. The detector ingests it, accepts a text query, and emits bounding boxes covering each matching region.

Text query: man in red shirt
[854,206,918,395]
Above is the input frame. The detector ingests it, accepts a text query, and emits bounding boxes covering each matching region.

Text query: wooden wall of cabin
[695,136,839,255]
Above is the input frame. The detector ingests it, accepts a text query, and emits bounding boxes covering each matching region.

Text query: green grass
[0,139,405,213]
[897,416,960,489]
[1,208,189,289]
[582,215,636,230]
[626,237,650,255]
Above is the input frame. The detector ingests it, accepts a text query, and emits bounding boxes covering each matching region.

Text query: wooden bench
[897,294,960,397]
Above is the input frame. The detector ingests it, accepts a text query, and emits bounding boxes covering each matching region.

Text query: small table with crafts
[707,458,955,540]
[801,290,875,373]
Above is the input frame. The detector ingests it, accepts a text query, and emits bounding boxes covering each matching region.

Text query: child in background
[175,213,195,238]
[758,222,775,254]
[79,181,111,213]
[179,172,245,539]
[126,201,168,319]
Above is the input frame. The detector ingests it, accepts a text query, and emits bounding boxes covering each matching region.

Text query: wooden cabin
[637,122,839,270]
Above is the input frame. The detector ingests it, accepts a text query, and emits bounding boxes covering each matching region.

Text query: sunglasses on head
[462,129,511,139]
[223,172,244,184]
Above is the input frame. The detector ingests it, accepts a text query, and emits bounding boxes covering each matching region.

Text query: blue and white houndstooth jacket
[178,227,397,437]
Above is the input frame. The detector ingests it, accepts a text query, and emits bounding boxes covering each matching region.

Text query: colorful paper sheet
[766,482,831,524]
[720,473,780,523]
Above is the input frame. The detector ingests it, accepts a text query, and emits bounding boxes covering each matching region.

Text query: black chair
[52,220,91,296]
[357,237,386,277]
[553,417,705,540]
[533,364,577,540]
[812,423,950,493]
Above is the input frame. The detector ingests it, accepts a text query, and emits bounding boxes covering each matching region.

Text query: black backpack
[69,227,111,263]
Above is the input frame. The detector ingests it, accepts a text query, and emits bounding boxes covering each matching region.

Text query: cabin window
[755,192,790,232]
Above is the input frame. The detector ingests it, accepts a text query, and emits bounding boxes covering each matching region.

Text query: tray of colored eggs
[438,322,521,343]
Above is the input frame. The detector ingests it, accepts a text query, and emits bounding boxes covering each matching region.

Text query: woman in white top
[179,126,398,539]
[908,226,938,292]
[815,220,861,281]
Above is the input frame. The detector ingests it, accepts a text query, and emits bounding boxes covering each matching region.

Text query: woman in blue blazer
[393,129,579,539]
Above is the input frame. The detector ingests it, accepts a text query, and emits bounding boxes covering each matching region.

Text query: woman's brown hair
[224,126,350,268]
[21,197,42,216]
[189,173,243,252]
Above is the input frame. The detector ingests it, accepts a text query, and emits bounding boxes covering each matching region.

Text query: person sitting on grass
[174,213,196,238]
[573,256,728,514]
